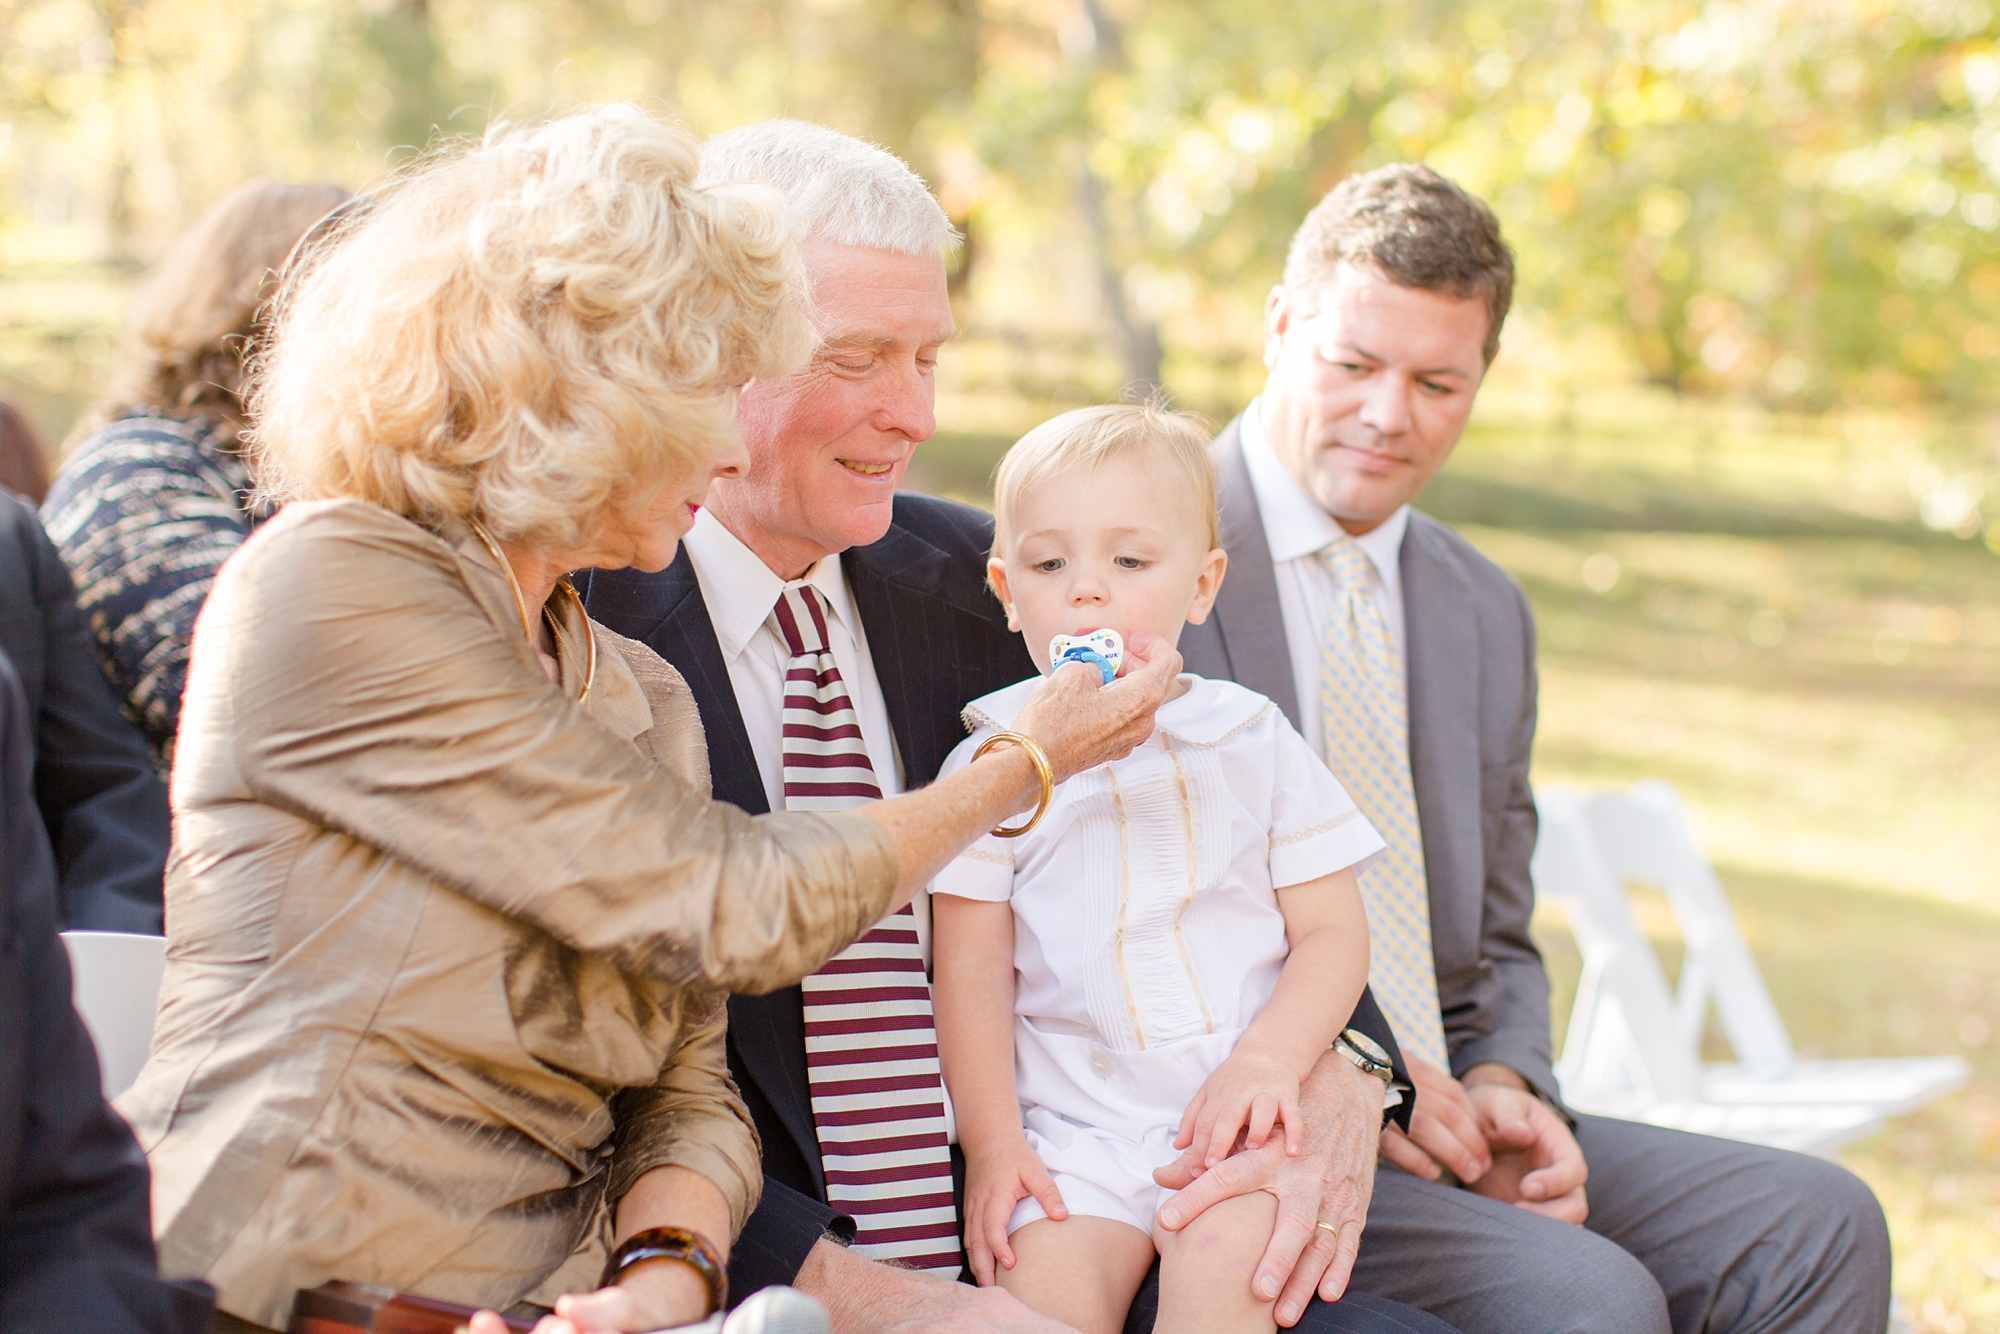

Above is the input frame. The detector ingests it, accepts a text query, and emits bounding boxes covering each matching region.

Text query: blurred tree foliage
[6,0,2000,417]
[961,0,2000,413]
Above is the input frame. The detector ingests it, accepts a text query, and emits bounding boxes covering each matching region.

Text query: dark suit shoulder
[880,492,1005,618]
[0,496,50,673]
[0,487,39,540]
[890,490,996,550]
[0,492,51,600]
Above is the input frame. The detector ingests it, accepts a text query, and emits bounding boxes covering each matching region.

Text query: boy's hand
[1175,1047,1303,1169]
[962,1135,1067,1286]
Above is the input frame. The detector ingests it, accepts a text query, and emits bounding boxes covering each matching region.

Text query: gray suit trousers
[1349,1115,1891,1334]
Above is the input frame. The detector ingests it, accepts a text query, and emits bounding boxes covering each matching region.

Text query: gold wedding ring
[1315,1221,1341,1236]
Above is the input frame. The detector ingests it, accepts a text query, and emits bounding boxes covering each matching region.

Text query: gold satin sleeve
[607,984,761,1231]
[220,501,899,995]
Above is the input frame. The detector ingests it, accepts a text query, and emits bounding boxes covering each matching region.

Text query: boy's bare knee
[1153,1189,1277,1257]
[1002,1213,1157,1334]
[1154,1192,1282,1334]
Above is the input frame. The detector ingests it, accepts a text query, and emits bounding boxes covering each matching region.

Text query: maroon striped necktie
[772,584,961,1274]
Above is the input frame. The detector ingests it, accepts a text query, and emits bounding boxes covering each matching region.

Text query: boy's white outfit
[933,673,1383,1236]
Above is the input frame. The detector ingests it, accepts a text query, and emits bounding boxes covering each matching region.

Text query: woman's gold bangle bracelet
[974,730,1054,838]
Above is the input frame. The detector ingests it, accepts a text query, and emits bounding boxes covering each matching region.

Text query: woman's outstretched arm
[216,504,1176,997]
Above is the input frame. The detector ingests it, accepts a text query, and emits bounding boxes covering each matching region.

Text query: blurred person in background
[0,399,52,503]
[0,646,212,1333]
[0,489,170,932]
[41,177,351,773]
[118,106,1169,1334]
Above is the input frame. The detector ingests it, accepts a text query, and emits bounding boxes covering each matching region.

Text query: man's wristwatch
[1333,1028,1395,1084]
[1334,1028,1408,1120]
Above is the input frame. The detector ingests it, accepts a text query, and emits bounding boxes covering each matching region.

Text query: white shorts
[1005,1106,1186,1237]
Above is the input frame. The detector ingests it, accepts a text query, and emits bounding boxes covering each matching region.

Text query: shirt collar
[963,674,1274,748]
[1240,397,1410,587]
[682,507,859,659]
[1353,505,1410,592]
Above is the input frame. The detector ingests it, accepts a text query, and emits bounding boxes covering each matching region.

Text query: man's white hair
[697,120,960,258]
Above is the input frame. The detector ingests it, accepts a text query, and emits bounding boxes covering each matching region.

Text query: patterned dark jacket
[42,410,261,770]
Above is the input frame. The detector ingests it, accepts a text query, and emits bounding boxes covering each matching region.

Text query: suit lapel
[845,521,952,786]
[589,556,833,1192]
[1401,513,1485,973]
[1208,418,1304,726]
[629,554,767,816]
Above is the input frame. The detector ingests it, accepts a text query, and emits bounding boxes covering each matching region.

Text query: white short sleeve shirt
[931,674,1383,1133]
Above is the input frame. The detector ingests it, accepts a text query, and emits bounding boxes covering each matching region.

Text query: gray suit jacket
[1181,417,1556,1100]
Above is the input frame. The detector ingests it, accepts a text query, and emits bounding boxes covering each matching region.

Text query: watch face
[1343,1029,1392,1068]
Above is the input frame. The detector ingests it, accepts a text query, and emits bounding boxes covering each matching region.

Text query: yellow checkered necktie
[1317,532,1450,1070]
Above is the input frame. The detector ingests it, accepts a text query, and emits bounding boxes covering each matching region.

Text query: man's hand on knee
[1461,1068,1588,1224]
[1152,1051,1380,1327]
[1378,1058,1588,1224]
[792,1236,1080,1334]
[1376,1054,1491,1186]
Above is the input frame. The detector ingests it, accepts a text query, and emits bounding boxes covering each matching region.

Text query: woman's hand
[1012,631,1179,784]
[860,632,1178,923]
[962,1135,1067,1287]
[466,1259,712,1334]
[1174,1046,1304,1170]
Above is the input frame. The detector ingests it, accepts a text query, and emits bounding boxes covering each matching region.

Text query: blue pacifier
[1049,629,1124,685]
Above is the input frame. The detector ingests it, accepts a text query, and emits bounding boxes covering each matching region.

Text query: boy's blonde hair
[992,403,1219,554]
[249,104,812,549]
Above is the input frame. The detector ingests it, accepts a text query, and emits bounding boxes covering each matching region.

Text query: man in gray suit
[1178,164,1892,1333]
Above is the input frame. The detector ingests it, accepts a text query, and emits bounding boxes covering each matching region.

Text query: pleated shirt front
[933,674,1383,1133]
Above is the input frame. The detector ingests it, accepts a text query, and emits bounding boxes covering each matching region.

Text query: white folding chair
[1575,782,1968,1120]
[1532,790,1704,1105]
[1532,790,1897,1155]
[60,930,167,1099]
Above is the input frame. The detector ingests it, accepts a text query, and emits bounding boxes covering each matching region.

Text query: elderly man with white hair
[580,123,1453,1334]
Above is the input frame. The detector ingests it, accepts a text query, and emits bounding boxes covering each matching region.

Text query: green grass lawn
[914,389,2000,1332]
[1490,513,2000,1333]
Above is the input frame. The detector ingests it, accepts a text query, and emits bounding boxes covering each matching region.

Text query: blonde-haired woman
[121,105,1178,1334]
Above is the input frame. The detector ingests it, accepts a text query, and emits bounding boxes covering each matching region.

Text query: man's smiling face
[1259,260,1491,535]
[705,236,954,579]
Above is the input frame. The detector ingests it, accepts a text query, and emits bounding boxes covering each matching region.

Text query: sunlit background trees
[2,1,1997,1327]
[10,1,2000,431]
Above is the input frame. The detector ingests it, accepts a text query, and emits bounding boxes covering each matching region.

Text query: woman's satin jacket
[119,499,899,1329]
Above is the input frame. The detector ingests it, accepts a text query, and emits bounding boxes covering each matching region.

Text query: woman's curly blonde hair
[249,104,813,549]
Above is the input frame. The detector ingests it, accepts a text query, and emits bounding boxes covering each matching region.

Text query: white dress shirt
[1238,399,1411,757]
[683,507,906,810]
[681,506,917,923]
